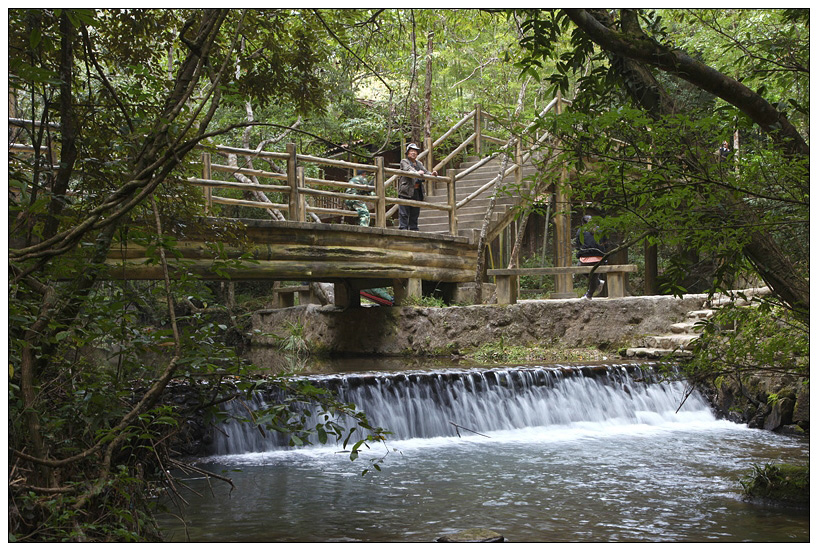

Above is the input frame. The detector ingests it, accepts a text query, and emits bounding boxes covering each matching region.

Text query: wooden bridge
[106,218,477,307]
[12,96,638,307]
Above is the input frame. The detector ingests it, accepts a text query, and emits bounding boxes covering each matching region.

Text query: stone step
[644,334,699,350]
[426,173,536,198]
[418,206,507,227]
[623,347,693,359]
[420,205,514,223]
[423,192,517,207]
[416,156,539,236]
[687,309,715,320]
[670,321,700,334]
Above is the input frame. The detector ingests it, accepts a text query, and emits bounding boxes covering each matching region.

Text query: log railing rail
[189,97,568,237]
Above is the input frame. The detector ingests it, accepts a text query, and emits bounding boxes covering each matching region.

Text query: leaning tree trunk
[474,78,530,303]
[563,8,809,317]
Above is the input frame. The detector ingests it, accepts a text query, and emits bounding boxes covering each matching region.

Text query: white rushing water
[209,364,721,456]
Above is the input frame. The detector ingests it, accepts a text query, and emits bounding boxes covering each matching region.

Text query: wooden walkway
[104,218,477,306]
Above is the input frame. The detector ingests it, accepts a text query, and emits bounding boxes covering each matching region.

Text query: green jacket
[345,175,375,196]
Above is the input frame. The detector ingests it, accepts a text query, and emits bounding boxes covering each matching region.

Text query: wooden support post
[474,103,482,158]
[271,281,283,308]
[296,167,307,222]
[393,277,422,305]
[334,281,360,308]
[287,142,299,221]
[495,274,518,305]
[297,287,319,305]
[606,272,626,298]
[375,156,386,228]
[447,175,457,236]
[202,152,212,214]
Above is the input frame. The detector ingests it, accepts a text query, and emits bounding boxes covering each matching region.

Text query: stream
[156,362,809,542]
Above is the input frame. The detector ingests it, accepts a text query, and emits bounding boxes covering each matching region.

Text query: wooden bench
[487,265,638,304]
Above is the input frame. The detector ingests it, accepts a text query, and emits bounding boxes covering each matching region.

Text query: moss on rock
[741,463,809,507]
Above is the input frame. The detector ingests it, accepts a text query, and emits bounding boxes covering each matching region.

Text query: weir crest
[208,363,712,456]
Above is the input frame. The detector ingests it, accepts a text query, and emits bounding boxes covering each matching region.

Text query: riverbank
[246,291,809,435]
[249,293,705,361]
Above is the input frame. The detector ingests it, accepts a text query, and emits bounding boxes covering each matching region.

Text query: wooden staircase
[417,155,540,241]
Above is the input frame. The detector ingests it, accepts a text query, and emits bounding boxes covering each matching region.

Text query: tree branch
[563,9,808,156]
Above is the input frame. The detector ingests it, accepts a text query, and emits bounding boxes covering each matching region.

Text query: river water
[156,363,809,543]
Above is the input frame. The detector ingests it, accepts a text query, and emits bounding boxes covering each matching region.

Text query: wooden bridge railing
[189,144,460,235]
[187,97,568,237]
[9,96,567,240]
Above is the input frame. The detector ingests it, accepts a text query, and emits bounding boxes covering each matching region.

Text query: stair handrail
[453,97,565,211]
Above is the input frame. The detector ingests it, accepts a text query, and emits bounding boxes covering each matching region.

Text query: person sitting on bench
[576,214,610,299]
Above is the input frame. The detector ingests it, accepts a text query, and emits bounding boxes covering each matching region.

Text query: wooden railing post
[296,167,307,222]
[447,175,458,236]
[425,135,434,178]
[287,142,299,221]
[374,156,386,229]
[202,152,212,214]
[474,103,482,158]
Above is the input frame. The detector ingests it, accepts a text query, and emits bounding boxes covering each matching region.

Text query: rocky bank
[249,293,705,359]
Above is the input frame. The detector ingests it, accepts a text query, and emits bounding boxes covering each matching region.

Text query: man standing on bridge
[398,143,437,231]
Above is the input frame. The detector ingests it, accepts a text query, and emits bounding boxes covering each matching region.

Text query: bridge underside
[104,218,478,304]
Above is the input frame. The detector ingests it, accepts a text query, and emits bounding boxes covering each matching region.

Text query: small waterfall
[209,364,712,456]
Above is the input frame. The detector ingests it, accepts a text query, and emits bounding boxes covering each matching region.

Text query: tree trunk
[423,30,434,145]
[408,14,421,144]
[10,9,230,487]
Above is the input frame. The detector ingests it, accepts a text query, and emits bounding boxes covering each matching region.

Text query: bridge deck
[105,218,478,286]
